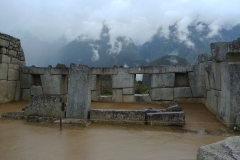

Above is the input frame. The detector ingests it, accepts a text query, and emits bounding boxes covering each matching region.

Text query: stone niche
[175,73,189,87]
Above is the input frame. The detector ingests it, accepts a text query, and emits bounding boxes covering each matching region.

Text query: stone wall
[0,33,25,103]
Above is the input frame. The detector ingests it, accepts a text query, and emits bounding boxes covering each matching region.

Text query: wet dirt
[0,101,239,160]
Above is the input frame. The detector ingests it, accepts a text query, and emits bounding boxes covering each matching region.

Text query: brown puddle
[0,101,239,160]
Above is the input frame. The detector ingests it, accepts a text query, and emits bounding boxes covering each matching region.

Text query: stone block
[50,68,69,75]
[112,68,135,88]
[13,64,19,70]
[112,89,123,102]
[30,85,43,96]
[7,69,19,80]
[91,90,100,101]
[226,52,240,62]
[236,114,240,128]
[9,64,13,69]
[11,57,19,64]
[66,64,90,119]
[123,95,135,102]
[128,66,165,74]
[0,47,7,54]
[8,50,17,57]
[151,73,175,88]
[90,75,100,90]
[211,42,229,62]
[122,88,134,94]
[22,89,31,100]
[41,69,67,95]
[14,81,20,101]
[53,118,91,126]
[20,73,33,88]
[165,65,193,73]
[197,136,240,160]
[26,115,39,122]
[146,111,185,126]
[0,38,9,47]
[175,73,189,87]
[0,54,10,63]
[24,95,65,118]
[90,109,145,125]
[174,87,193,98]
[134,94,151,103]
[38,117,59,123]
[1,111,24,119]
[0,80,8,103]
[99,96,112,102]
[189,65,206,97]
[150,88,173,101]
[0,63,8,80]
[21,67,45,74]
[90,67,118,75]
[205,90,219,114]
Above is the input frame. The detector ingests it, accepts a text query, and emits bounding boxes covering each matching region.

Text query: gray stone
[38,117,59,123]
[26,115,39,122]
[7,69,19,80]
[211,42,229,62]
[128,66,165,74]
[236,114,240,128]
[8,64,13,69]
[197,136,240,160]
[123,95,135,102]
[206,90,219,114]
[166,104,182,112]
[13,64,19,70]
[24,95,65,118]
[90,75,100,91]
[30,85,43,96]
[0,47,7,54]
[0,38,9,47]
[146,111,185,126]
[90,109,145,125]
[150,88,173,101]
[0,80,8,103]
[189,65,206,97]
[41,69,67,95]
[0,63,8,80]
[11,57,19,64]
[21,67,45,74]
[90,67,118,75]
[7,81,16,101]
[53,118,92,127]
[134,94,151,103]
[50,68,69,75]
[151,73,175,88]
[22,89,31,100]
[66,64,90,119]
[1,111,24,119]
[112,89,123,102]
[174,87,192,98]
[0,54,10,63]
[122,88,134,94]
[165,65,193,73]
[8,50,17,57]
[175,73,189,87]
[20,73,33,88]
[99,96,112,102]
[14,81,20,101]
[91,90,100,101]
[112,68,135,88]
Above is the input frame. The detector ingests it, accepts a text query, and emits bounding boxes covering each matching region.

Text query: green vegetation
[135,81,148,94]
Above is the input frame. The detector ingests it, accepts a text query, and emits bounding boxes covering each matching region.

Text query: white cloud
[91,49,99,62]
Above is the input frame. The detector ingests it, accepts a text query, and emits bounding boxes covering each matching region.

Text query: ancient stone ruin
[1,32,240,129]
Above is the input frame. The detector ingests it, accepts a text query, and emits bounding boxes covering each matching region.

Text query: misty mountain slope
[149,55,190,66]
[57,24,147,67]
[139,24,240,64]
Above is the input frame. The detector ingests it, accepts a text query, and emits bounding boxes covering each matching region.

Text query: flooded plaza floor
[0,101,240,160]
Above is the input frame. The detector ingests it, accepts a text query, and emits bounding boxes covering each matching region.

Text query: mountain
[56,24,147,67]
[139,24,240,64]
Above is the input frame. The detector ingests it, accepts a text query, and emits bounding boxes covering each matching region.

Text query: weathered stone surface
[226,52,240,62]
[0,63,8,80]
[0,47,7,54]
[14,81,20,101]
[11,57,19,64]
[38,117,59,123]
[41,69,67,95]
[7,81,16,101]
[236,114,240,128]
[112,89,123,102]
[198,53,212,63]
[1,111,24,119]
[90,67,118,75]
[123,95,135,102]
[128,66,165,74]
[0,80,8,103]
[90,109,145,124]
[22,89,31,100]
[13,64,19,70]
[134,94,151,103]
[151,73,175,88]
[90,75,100,91]
[50,68,69,75]
[174,87,192,98]
[150,88,173,100]
[99,96,112,102]
[20,73,33,88]
[66,64,90,119]
[7,69,19,80]
[0,54,10,63]
[122,88,134,94]
[21,67,45,74]
[54,118,92,127]
[24,95,65,118]
[112,68,134,88]
[205,90,219,114]
[0,38,9,47]
[211,42,229,62]
[91,90,100,101]
[146,111,185,126]
[197,136,240,160]
[165,65,193,73]
[189,65,206,97]
[8,50,17,57]
[30,85,43,96]
[166,104,182,112]
[26,115,39,122]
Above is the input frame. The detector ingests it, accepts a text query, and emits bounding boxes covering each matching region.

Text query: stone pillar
[66,64,90,119]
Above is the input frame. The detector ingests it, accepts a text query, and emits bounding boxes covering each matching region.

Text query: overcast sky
[1,0,240,45]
